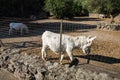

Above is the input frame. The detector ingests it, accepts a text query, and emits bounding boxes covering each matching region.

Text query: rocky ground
[0,47,120,80]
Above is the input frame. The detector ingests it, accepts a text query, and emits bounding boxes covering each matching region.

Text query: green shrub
[73,0,82,16]
[45,0,74,19]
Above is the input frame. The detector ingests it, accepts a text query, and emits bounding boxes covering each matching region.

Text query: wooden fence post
[59,19,63,62]
[0,40,4,47]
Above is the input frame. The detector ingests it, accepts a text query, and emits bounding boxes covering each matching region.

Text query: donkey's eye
[88,41,91,43]
[87,41,89,44]
[76,37,79,40]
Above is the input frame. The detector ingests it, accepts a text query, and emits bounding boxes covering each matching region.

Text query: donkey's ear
[89,36,96,41]
[87,35,93,39]
[87,36,96,41]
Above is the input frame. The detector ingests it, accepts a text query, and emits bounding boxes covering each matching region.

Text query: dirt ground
[0,17,120,79]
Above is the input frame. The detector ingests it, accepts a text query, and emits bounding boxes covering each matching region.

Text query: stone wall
[0,47,120,80]
[97,22,120,31]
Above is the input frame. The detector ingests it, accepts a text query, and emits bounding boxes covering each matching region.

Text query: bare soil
[0,69,18,80]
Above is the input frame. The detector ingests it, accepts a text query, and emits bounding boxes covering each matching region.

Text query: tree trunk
[110,14,115,23]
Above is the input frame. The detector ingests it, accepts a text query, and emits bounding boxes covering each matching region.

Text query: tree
[82,0,102,13]
[0,0,44,17]
[45,0,64,18]
[73,0,82,16]
[103,0,120,23]
[63,0,74,18]
[45,0,74,19]
[82,0,120,22]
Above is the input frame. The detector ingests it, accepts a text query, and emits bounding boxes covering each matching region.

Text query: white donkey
[9,22,29,35]
[41,31,96,64]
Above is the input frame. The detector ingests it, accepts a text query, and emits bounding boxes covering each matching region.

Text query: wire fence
[0,19,97,65]
[0,20,96,46]
[0,20,117,49]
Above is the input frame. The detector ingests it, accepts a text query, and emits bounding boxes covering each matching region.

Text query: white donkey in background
[9,22,29,35]
[41,31,96,64]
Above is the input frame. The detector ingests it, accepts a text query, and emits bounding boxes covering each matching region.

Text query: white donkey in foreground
[41,31,96,64]
[9,22,29,35]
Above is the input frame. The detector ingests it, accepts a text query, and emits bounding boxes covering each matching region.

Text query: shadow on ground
[75,54,120,64]
[68,17,100,22]
[2,41,42,48]
[0,17,97,39]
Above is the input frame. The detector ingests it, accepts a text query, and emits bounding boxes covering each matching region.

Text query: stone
[0,47,7,52]
[35,71,43,80]
[28,73,36,80]
[47,62,59,70]
[14,69,21,79]
[11,49,20,53]
[8,64,15,73]
[45,61,52,66]
[19,72,26,80]
[1,53,9,61]
[37,67,47,73]
[98,73,113,80]
[1,62,8,69]
[53,62,59,67]
[28,65,37,75]
[0,59,4,68]
[22,64,29,73]
[25,75,31,80]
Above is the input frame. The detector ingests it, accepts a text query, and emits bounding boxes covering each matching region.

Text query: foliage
[45,0,74,19]
[63,0,74,18]
[45,0,89,18]
[82,0,120,22]
[82,0,102,13]
[81,9,89,16]
[82,0,120,15]
[73,0,82,16]
[0,0,119,20]
[0,0,44,17]
[103,0,120,16]
[105,0,120,22]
